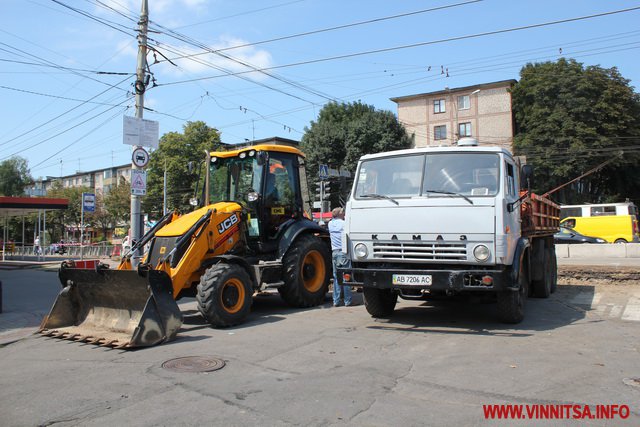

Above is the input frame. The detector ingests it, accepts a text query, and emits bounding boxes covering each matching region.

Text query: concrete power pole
[130,0,148,266]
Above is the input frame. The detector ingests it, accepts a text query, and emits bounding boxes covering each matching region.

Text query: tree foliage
[301,101,412,206]
[46,183,93,241]
[142,121,222,217]
[0,156,32,196]
[104,176,131,227]
[512,58,640,204]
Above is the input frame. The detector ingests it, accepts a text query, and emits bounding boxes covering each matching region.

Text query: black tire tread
[363,287,398,318]
[196,263,253,328]
[278,234,330,307]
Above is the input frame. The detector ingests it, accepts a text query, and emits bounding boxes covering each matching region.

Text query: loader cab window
[262,153,299,239]
[208,153,263,207]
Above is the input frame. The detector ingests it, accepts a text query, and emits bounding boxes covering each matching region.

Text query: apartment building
[41,164,131,195]
[391,79,517,150]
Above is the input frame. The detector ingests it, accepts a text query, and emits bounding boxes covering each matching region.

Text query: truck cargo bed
[520,191,560,237]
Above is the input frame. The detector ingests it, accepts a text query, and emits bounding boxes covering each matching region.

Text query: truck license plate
[392,274,432,286]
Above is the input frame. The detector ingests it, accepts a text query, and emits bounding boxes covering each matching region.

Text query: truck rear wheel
[497,262,528,324]
[549,247,558,293]
[279,234,330,307]
[197,263,253,328]
[363,288,398,318]
[532,245,552,298]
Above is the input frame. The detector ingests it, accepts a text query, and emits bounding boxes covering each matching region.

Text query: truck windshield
[354,152,499,199]
[209,155,263,204]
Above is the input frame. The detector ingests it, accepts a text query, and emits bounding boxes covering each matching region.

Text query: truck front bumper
[340,266,513,292]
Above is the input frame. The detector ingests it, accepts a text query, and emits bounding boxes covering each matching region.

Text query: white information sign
[82,192,96,212]
[123,116,159,148]
[131,169,147,196]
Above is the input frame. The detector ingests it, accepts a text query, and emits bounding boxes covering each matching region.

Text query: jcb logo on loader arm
[218,214,239,235]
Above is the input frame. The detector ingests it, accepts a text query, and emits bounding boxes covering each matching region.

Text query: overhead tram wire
[30,105,129,170]
[146,40,323,105]
[157,6,640,87]
[0,74,134,149]
[174,0,309,29]
[171,0,484,58]
[49,0,137,37]
[0,99,131,160]
[148,25,337,103]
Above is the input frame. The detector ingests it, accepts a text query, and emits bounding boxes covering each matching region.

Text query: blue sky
[2,0,639,178]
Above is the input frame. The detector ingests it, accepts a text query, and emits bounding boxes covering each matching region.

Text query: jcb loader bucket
[39,267,183,349]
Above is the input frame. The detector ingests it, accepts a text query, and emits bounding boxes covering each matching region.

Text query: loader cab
[206,145,311,252]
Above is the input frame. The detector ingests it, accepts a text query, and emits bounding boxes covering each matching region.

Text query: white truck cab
[341,141,558,323]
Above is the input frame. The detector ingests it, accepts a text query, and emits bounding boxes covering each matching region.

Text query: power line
[157,6,640,87]
[49,0,136,37]
[174,0,308,29]
[160,0,484,61]
[0,74,134,149]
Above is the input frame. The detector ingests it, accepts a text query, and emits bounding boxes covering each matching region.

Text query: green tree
[0,156,32,196]
[47,184,92,242]
[301,101,412,206]
[512,58,640,204]
[104,176,131,227]
[143,121,222,217]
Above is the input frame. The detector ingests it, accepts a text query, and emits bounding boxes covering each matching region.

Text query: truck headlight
[354,243,368,259]
[473,244,490,262]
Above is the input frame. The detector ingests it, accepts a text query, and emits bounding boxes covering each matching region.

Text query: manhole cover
[623,377,640,389]
[162,356,225,373]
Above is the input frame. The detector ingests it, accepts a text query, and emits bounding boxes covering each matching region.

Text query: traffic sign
[132,147,150,168]
[131,170,147,196]
[319,164,329,180]
[82,193,95,212]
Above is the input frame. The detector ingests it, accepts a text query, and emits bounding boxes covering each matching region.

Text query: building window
[104,170,113,179]
[433,99,446,114]
[434,125,447,140]
[457,95,470,110]
[458,122,472,137]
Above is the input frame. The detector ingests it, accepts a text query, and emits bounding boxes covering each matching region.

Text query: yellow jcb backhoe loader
[40,143,331,348]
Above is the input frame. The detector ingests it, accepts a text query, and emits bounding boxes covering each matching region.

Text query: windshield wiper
[360,193,399,205]
[424,189,474,205]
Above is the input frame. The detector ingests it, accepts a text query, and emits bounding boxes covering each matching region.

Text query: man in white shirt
[328,207,352,307]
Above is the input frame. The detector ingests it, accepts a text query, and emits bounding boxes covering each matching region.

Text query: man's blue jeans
[332,250,352,306]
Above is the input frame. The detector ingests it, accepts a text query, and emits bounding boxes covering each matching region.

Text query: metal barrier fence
[7,244,120,258]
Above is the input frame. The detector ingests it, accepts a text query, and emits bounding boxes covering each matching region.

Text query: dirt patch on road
[558,265,640,286]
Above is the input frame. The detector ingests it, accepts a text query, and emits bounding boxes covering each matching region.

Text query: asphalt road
[0,268,639,426]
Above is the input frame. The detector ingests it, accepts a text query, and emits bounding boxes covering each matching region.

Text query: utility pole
[130,0,148,266]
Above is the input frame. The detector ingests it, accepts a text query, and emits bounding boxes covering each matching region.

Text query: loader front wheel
[197,263,253,328]
[279,234,330,307]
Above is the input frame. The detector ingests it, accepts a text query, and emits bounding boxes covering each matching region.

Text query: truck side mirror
[520,164,533,189]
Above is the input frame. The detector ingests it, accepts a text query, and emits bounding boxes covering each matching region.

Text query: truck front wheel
[497,262,528,324]
[363,288,398,318]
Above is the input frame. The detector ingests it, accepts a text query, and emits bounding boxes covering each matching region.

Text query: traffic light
[322,182,331,199]
[315,181,323,201]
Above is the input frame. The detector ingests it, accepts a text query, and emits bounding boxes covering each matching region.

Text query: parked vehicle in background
[339,139,560,324]
[560,201,638,219]
[560,202,639,243]
[50,241,67,255]
[554,226,606,244]
[560,215,639,243]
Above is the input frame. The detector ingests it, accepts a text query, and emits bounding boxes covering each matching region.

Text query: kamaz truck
[340,139,559,323]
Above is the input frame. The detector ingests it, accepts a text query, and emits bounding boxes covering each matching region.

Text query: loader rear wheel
[279,234,330,307]
[363,287,398,318]
[197,263,253,328]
